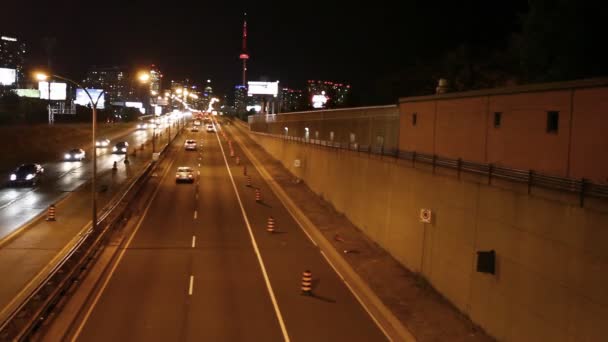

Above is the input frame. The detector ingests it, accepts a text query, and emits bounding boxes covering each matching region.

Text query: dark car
[9,163,44,186]
[112,141,129,154]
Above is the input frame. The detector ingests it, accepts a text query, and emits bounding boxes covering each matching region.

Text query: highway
[0,119,181,325]
[72,120,387,341]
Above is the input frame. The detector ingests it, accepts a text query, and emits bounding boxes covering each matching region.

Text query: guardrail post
[528,170,534,194]
[580,178,587,208]
[488,163,494,185]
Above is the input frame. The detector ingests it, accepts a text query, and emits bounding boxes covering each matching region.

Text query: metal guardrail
[251,131,608,207]
[0,130,179,341]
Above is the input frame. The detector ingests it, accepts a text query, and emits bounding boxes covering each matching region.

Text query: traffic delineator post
[112,161,118,171]
[236,156,240,165]
[124,155,130,164]
[301,270,313,295]
[243,165,247,176]
[246,175,251,187]
[266,216,275,233]
[230,149,235,157]
[46,204,56,221]
[255,188,261,202]
[140,143,144,151]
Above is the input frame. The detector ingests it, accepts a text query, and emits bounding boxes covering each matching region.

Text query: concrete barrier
[250,131,608,342]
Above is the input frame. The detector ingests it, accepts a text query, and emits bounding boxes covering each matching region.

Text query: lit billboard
[247,81,279,97]
[125,102,145,114]
[13,89,41,98]
[38,82,67,100]
[75,88,105,109]
[0,68,16,86]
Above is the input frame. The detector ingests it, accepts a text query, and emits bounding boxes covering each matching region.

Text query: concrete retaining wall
[252,131,608,342]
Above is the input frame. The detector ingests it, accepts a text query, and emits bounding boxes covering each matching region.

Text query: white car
[96,138,110,147]
[64,148,86,161]
[175,166,195,183]
[193,120,201,126]
[137,123,148,130]
[206,124,214,132]
[184,139,197,151]
[112,141,129,154]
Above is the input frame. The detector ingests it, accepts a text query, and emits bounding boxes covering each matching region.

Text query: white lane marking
[320,251,391,339]
[71,155,176,341]
[189,275,194,295]
[231,126,395,341]
[215,131,291,342]
[192,235,196,248]
[194,210,198,219]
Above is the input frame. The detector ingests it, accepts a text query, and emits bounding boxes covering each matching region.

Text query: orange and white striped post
[266,216,275,233]
[301,270,312,295]
[46,204,56,221]
[246,175,251,187]
[243,164,247,176]
[236,156,240,165]
[255,188,261,202]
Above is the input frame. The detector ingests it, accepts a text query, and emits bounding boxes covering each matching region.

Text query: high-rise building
[279,88,305,113]
[83,66,135,104]
[149,64,162,95]
[234,85,247,114]
[239,13,249,87]
[0,35,26,88]
[306,80,351,109]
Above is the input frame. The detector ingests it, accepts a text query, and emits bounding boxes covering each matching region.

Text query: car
[175,166,195,183]
[190,126,199,132]
[206,124,215,132]
[64,148,86,161]
[184,139,197,151]
[136,123,148,130]
[112,141,129,154]
[95,138,110,147]
[193,120,201,126]
[9,163,44,186]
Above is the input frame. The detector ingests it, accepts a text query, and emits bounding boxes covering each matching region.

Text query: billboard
[247,81,279,97]
[13,89,41,98]
[75,88,105,109]
[38,82,67,100]
[125,102,145,114]
[0,68,16,86]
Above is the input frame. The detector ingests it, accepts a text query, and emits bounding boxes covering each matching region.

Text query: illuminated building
[149,64,162,94]
[306,80,351,109]
[279,88,305,113]
[234,85,247,114]
[239,13,249,86]
[0,35,26,88]
[83,66,134,104]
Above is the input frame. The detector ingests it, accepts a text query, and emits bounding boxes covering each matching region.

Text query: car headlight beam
[10,174,16,181]
[26,174,35,180]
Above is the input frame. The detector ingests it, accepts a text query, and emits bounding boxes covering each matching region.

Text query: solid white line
[230,127,391,340]
[194,210,197,219]
[214,131,291,342]
[71,156,176,341]
[192,235,196,248]
[320,251,391,339]
[189,275,194,295]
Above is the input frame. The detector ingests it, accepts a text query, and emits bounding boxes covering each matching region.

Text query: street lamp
[35,72,105,232]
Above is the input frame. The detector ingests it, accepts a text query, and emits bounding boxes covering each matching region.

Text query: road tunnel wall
[249,131,608,342]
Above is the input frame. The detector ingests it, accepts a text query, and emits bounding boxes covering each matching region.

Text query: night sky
[3,1,528,104]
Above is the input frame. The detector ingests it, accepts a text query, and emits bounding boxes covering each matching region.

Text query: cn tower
[239,13,249,87]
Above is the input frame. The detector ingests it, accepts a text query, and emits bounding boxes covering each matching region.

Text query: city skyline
[1,1,533,105]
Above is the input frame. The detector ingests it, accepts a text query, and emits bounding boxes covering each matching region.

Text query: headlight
[95,142,100,146]
[26,174,35,180]
[188,174,193,178]
[122,148,127,152]
[112,147,117,151]
[65,153,71,159]
[10,174,16,181]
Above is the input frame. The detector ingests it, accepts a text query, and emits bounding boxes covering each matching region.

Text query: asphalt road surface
[72,123,387,341]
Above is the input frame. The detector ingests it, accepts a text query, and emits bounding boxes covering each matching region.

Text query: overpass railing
[253,131,608,207]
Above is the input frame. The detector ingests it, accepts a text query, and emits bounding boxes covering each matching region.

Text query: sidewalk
[228,119,493,342]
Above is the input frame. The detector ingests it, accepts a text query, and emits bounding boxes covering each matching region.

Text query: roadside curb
[227,122,417,342]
